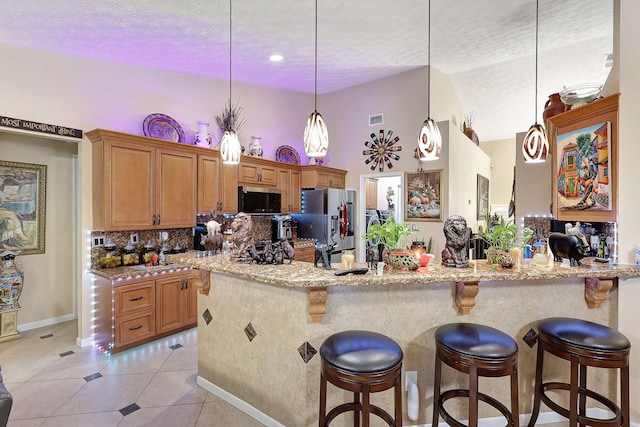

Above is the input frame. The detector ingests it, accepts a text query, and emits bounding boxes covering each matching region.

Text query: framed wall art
[405,169,443,221]
[0,160,47,254]
[476,174,489,220]
[548,93,618,222]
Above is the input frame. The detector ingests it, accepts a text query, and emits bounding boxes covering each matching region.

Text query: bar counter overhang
[164,252,640,426]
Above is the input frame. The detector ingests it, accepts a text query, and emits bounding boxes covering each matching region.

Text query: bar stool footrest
[541,382,622,427]
[439,389,515,427]
[324,402,395,426]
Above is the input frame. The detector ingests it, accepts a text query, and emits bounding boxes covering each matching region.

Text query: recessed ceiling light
[269,54,283,62]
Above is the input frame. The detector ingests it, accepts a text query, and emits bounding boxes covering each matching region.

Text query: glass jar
[141,240,158,265]
[100,238,122,268]
[122,242,140,266]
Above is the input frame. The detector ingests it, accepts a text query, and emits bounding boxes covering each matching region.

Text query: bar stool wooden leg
[527,339,544,427]
[432,355,442,427]
[353,392,360,427]
[469,365,479,427]
[319,373,327,427]
[579,363,587,427]
[362,384,370,427]
[511,370,520,427]
[395,377,402,427]
[622,365,630,427]
[569,354,579,426]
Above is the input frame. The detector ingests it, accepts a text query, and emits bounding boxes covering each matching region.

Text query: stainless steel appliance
[237,186,282,214]
[293,188,356,264]
[272,215,293,241]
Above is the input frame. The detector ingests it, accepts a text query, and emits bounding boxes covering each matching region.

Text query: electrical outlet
[92,235,106,247]
[411,224,419,231]
[130,233,139,244]
[159,231,168,242]
[405,370,417,388]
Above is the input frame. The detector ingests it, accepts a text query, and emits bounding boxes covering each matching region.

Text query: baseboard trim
[196,376,286,427]
[18,313,75,332]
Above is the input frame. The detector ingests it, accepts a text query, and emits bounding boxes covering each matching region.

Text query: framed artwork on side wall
[0,160,47,254]
[548,93,619,222]
[477,174,489,220]
[405,169,443,222]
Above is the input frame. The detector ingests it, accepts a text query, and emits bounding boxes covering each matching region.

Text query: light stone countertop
[149,251,640,288]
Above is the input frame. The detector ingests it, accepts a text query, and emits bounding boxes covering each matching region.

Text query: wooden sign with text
[0,116,83,139]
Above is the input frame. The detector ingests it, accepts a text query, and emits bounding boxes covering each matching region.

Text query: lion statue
[230,212,254,260]
[441,215,471,268]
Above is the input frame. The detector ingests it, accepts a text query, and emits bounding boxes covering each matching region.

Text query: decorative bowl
[559,83,603,106]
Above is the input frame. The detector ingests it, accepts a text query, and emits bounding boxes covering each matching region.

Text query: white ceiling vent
[369,114,383,126]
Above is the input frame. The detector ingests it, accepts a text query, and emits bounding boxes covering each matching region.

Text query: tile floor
[1,320,264,427]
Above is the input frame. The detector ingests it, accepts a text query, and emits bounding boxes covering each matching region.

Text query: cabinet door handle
[185,280,188,290]
[180,279,184,290]
[157,214,160,225]
[129,325,143,331]
[129,296,143,301]
[152,214,156,226]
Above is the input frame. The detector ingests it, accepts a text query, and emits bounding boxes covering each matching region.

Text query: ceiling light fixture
[417,0,441,162]
[269,54,283,62]
[303,0,328,158]
[522,0,549,163]
[220,0,242,165]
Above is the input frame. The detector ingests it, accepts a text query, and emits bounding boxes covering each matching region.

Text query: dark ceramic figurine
[441,215,471,268]
[314,237,337,270]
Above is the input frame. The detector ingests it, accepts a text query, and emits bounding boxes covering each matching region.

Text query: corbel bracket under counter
[309,287,327,322]
[585,277,615,309]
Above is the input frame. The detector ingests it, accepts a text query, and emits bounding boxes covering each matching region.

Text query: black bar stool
[528,317,630,427]
[319,330,403,427]
[432,323,519,427]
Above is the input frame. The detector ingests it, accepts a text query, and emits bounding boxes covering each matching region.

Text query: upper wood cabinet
[300,165,347,189]
[87,129,196,231]
[365,178,378,209]
[198,152,237,215]
[277,166,301,214]
[237,156,278,187]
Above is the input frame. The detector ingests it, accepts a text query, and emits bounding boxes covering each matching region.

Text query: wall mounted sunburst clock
[362,129,402,171]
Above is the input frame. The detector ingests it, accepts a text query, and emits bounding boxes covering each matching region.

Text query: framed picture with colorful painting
[405,169,443,222]
[548,93,618,222]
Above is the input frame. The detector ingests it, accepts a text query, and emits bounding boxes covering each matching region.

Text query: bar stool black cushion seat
[320,330,403,373]
[435,323,518,360]
[538,317,630,352]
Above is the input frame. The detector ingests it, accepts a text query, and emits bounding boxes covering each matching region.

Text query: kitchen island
[168,252,640,426]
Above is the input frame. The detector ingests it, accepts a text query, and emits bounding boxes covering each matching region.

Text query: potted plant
[362,215,417,270]
[480,214,533,268]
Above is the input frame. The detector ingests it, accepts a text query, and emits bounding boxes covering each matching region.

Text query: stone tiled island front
[168,252,640,427]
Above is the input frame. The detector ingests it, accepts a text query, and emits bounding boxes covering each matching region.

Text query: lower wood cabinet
[94,270,197,353]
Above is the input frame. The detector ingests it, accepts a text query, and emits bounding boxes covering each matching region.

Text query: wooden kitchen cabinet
[300,165,347,189]
[365,178,378,209]
[87,129,197,231]
[238,157,278,186]
[198,152,238,214]
[156,273,198,334]
[277,166,301,214]
[93,270,197,353]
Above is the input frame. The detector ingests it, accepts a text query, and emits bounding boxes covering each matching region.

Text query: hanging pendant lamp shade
[417,0,441,161]
[522,0,548,163]
[222,0,241,164]
[303,0,328,158]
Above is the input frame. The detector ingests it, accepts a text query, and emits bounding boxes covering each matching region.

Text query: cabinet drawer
[116,309,155,346]
[115,281,155,316]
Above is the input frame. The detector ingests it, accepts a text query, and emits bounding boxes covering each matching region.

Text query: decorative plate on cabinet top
[276,145,301,165]
[142,113,186,143]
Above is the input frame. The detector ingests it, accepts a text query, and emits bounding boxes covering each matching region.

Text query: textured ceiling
[0,0,612,141]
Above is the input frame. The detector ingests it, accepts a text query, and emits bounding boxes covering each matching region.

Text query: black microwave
[237,186,282,214]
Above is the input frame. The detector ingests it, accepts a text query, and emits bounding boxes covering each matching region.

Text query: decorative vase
[542,93,567,122]
[463,123,479,145]
[386,250,419,271]
[195,121,212,148]
[249,136,263,157]
[486,248,514,269]
[0,250,24,309]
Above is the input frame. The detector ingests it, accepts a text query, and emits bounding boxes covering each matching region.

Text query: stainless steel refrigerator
[293,188,356,265]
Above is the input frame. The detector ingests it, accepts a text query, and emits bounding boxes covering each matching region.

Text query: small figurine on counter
[280,237,295,264]
[231,212,254,261]
[549,232,587,266]
[201,232,223,254]
[441,215,471,268]
[314,235,337,270]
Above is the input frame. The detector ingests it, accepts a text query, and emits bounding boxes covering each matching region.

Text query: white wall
[479,137,516,207]
[514,131,552,219]
[0,132,77,326]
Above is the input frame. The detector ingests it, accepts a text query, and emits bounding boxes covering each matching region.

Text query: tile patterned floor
[1,321,264,427]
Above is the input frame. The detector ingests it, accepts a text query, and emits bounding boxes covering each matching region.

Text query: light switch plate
[130,233,139,244]
[92,235,106,247]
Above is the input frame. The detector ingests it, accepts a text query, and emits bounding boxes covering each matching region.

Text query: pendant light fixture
[303,0,329,158]
[220,0,242,165]
[522,0,549,163]
[417,0,442,161]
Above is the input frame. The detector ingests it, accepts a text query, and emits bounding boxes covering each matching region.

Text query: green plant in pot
[362,215,417,270]
[480,214,533,268]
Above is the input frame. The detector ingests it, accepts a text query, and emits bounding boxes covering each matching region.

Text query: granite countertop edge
[89,252,640,286]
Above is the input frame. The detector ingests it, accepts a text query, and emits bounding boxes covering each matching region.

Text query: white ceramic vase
[249,136,263,157]
[195,121,212,148]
